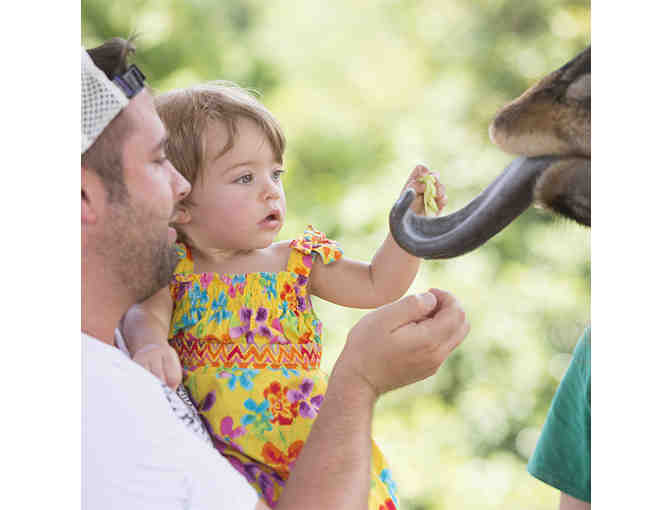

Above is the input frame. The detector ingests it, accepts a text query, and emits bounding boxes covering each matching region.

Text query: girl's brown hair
[155,82,286,209]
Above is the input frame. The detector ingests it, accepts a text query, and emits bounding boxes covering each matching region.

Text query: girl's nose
[264,187,280,200]
[261,178,281,200]
[171,162,191,201]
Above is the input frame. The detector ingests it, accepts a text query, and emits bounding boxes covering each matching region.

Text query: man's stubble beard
[99,196,178,303]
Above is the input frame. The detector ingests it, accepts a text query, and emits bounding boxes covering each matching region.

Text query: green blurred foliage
[83,1,590,507]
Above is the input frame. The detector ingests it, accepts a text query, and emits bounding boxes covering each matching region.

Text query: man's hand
[276,288,468,510]
[335,288,469,400]
[132,344,183,390]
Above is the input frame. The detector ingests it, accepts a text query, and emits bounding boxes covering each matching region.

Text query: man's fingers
[394,292,470,379]
[379,292,438,332]
[429,288,460,314]
[387,289,460,334]
[398,289,467,347]
[435,315,471,359]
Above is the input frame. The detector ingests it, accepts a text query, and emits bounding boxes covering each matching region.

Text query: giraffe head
[390,47,590,259]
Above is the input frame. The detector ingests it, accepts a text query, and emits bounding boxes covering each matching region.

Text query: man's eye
[236,174,253,184]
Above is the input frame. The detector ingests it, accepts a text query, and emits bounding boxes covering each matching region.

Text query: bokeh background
[82,1,590,508]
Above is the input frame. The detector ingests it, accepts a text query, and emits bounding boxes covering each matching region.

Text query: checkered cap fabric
[81,47,129,154]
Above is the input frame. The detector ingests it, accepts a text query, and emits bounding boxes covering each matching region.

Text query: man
[528,328,591,510]
[82,38,470,510]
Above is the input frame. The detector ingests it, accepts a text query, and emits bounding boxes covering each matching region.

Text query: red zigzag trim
[170,335,322,370]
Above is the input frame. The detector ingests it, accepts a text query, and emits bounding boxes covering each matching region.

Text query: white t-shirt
[82,332,258,510]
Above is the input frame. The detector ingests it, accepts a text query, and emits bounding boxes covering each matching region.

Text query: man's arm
[559,492,590,510]
[276,362,376,508]
[276,289,469,509]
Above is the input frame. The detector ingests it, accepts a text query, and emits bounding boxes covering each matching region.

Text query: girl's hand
[401,164,447,215]
[132,344,183,390]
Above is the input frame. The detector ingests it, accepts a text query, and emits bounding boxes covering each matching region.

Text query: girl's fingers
[408,179,425,194]
[412,164,429,178]
[432,173,447,210]
[151,359,167,385]
[408,164,429,187]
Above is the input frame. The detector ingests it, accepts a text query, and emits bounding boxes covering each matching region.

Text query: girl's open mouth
[259,211,282,228]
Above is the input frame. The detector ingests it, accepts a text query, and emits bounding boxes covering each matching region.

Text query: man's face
[97,89,190,302]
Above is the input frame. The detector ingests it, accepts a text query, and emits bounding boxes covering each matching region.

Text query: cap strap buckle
[112,64,146,99]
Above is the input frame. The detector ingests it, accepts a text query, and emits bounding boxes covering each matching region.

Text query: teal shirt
[528,328,591,502]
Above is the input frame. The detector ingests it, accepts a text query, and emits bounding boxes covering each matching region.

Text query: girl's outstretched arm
[310,165,446,308]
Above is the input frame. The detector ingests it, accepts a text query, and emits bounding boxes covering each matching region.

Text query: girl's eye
[155,156,169,166]
[272,169,285,182]
[236,174,253,184]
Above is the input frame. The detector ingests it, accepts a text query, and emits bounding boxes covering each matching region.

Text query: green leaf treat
[418,173,439,215]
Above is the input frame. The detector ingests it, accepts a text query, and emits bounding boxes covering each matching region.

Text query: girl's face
[181,117,286,254]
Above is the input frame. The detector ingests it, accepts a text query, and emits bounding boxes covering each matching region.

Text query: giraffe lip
[389,156,560,259]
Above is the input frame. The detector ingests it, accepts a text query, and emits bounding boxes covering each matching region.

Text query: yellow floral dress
[168,226,399,509]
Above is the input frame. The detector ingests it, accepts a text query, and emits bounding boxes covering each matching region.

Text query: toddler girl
[122,82,446,509]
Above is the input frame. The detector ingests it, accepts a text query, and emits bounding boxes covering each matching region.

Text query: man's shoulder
[83,332,158,393]
[83,333,179,437]
[84,332,213,443]
[82,333,259,509]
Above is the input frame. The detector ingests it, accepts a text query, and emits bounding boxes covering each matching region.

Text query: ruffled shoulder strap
[287,225,343,275]
[173,242,195,275]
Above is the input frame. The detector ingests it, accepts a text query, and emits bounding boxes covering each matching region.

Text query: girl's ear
[173,204,191,225]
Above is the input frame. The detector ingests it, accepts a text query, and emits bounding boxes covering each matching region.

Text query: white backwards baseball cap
[80,47,147,154]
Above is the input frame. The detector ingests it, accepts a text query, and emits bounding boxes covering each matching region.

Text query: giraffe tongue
[388,156,558,259]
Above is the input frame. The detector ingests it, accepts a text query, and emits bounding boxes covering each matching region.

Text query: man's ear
[82,167,104,225]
